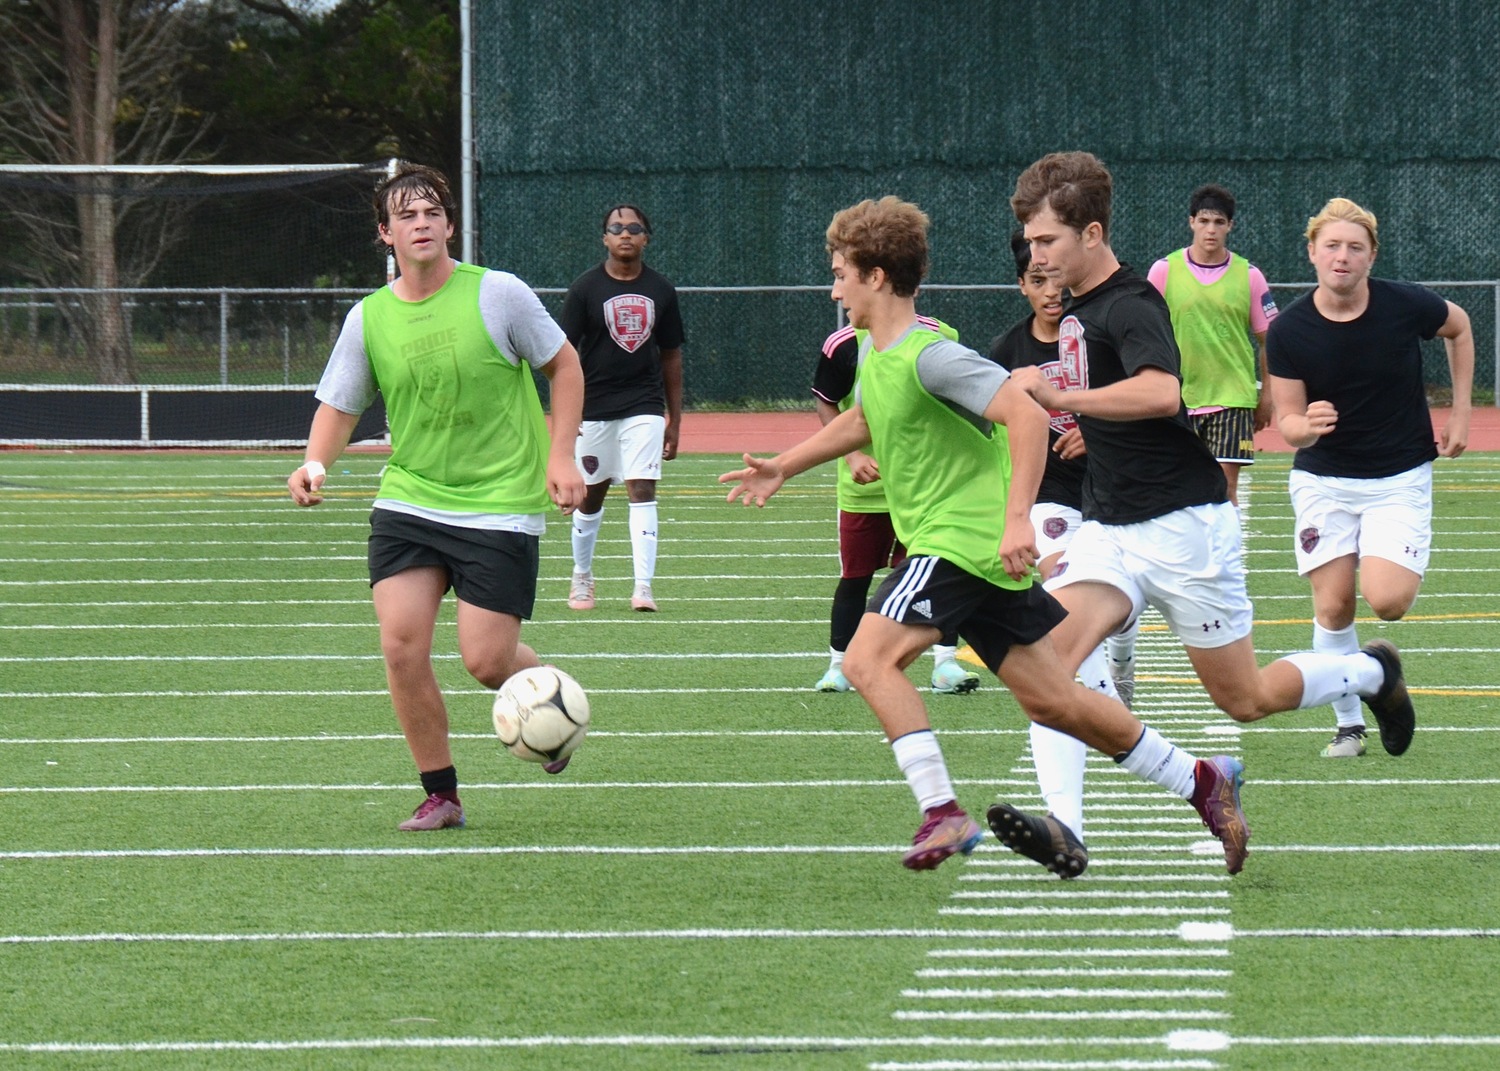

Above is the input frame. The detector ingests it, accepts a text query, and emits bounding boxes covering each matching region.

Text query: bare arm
[1269,374,1337,448]
[287,403,361,506]
[1011,364,1181,421]
[816,396,879,483]
[1437,301,1474,458]
[721,405,872,506]
[541,341,586,513]
[1252,331,1273,432]
[659,346,683,460]
[982,378,1048,579]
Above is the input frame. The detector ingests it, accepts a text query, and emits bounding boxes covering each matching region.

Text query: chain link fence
[4,282,1494,406]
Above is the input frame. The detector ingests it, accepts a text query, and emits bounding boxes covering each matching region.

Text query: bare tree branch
[0,0,210,381]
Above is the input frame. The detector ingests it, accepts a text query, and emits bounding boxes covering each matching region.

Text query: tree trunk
[59,0,135,383]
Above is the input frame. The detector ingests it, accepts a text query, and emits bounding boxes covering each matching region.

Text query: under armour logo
[1202,619,1222,632]
[911,599,933,619]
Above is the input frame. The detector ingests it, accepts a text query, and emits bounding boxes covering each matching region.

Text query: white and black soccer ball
[492,666,590,764]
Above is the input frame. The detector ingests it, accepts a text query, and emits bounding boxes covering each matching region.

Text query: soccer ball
[492,666,590,764]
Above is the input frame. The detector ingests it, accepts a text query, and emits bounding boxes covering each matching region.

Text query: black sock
[420,765,459,804]
[830,576,873,651]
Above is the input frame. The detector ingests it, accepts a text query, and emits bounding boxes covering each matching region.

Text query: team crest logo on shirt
[1057,316,1089,389]
[1043,516,1069,540]
[1299,526,1321,553]
[604,294,657,352]
[1041,318,1089,435]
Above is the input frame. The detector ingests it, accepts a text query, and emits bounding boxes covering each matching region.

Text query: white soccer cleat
[931,659,979,694]
[567,571,595,611]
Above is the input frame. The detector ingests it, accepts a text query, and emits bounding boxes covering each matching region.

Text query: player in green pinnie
[288,163,585,831]
[721,196,1250,875]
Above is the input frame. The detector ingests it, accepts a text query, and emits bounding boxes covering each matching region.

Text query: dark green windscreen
[476,0,1498,404]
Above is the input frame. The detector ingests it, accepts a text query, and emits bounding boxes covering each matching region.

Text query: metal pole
[219,290,229,385]
[386,158,398,284]
[460,0,476,264]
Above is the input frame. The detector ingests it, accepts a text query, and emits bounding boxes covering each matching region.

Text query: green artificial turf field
[1,449,1497,1070]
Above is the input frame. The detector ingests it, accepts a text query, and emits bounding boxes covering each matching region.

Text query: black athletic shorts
[866,554,1068,674]
[1192,407,1256,464]
[367,508,539,619]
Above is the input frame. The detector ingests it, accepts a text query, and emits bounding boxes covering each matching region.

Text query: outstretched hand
[719,453,786,507]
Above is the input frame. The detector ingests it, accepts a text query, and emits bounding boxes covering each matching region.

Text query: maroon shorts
[838,509,906,579]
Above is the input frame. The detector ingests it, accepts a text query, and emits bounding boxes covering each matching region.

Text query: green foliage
[183,0,459,175]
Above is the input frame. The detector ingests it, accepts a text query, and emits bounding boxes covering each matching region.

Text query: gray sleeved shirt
[315,268,566,414]
[856,335,1010,433]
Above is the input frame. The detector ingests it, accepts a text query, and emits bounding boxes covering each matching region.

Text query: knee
[1215,696,1262,724]
[464,649,521,690]
[380,630,431,674]
[1025,702,1071,732]
[841,652,876,693]
[842,646,897,693]
[1365,594,1413,622]
[1013,684,1074,729]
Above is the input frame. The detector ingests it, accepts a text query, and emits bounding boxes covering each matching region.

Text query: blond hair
[1305,197,1378,253]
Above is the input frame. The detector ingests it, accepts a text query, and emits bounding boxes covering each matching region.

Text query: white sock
[1106,630,1137,673]
[1077,645,1121,701]
[1281,651,1385,707]
[1029,721,1087,842]
[571,509,603,574]
[629,501,658,585]
[1115,726,1198,799]
[828,646,845,669]
[930,643,957,666]
[1314,622,1365,729]
[891,729,954,813]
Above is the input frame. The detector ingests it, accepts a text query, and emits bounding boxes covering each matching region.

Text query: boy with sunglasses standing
[561,204,686,612]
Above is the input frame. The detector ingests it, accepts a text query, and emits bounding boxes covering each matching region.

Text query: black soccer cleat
[1360,639,1415,756]
[986,803,1089,879]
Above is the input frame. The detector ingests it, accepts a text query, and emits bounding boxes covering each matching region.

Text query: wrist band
[303,460,326,480]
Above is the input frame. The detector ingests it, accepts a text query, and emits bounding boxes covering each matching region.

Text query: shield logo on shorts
[1299,526,1320,553]
[581,454,600,476]
[604,294,656,353]
[1043,516,1068,540]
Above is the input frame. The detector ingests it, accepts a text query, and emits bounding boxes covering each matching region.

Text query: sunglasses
[605,223,646,236]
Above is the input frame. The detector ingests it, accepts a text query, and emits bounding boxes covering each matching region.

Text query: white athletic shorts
[1047,501,1252,649]
[1288,463,1432,577]
[576,414,665,485]
[1031,501,1083,561]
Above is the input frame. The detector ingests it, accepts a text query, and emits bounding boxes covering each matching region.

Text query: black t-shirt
[559,263,685,421]
[988,316,1086,510]
[1265,278,1448,478]
[811,324,859,406]
[1062,267,1227,523]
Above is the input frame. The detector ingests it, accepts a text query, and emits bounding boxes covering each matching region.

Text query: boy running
[722,196,1253,876]
[997,153,1416,871]
[1267,197,1472,758]
[812,315,979,695]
